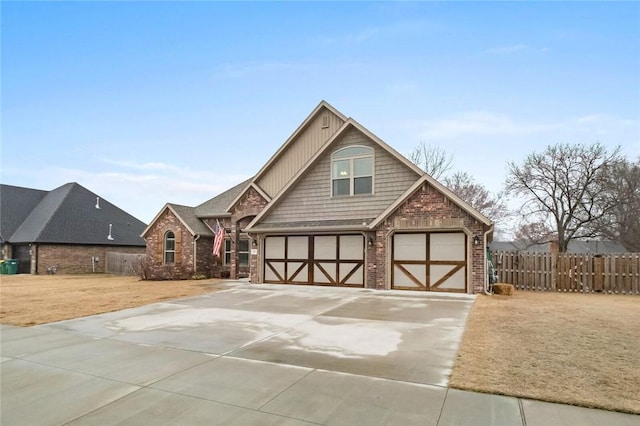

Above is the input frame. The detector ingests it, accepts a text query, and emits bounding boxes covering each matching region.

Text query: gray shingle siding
[261,128,419,225]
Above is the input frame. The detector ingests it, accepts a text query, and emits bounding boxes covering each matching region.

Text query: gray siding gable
[261,127,419,225]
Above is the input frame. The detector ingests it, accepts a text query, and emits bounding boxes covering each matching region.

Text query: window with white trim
[332,146,373,196]
[164,231,175,264]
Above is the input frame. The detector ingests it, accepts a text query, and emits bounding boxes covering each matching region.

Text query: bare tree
[591,158,640,251]
[505,142,623,253]
[444,171,509,223]
[408,142,454,179]
[513,222,556,246]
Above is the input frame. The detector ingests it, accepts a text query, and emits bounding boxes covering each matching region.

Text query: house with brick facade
[0,182,146,274]
[142,101,494,293]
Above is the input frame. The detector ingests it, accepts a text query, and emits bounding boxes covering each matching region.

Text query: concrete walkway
[1,282,638,425]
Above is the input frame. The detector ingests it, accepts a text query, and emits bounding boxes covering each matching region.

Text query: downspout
[483,226,494,295]
[193,235,200,275]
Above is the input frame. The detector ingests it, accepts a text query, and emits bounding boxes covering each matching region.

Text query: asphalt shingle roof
[2,182,146,246]
[194,179,251,218]
[166,203,214,237]
[0,184,47,243]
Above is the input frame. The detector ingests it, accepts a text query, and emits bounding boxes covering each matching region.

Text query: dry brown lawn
[450,290,640,415]
[0,274,225,326]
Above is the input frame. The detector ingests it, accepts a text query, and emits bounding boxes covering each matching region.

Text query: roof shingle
[1,182,146,246]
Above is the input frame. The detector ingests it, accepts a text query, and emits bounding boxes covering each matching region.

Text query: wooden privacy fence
[106,252,146,276]
[492,251,640,295]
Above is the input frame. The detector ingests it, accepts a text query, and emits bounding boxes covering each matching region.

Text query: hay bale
[493,283,514,296]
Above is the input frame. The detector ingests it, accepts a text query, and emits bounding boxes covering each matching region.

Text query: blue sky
[2,2,639,226]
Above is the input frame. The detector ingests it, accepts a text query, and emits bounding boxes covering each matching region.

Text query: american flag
[213,219,225,257]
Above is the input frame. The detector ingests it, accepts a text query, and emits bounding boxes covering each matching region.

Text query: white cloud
[413,111,560,140]
[322,28,381,46]
[575,113,638,128]
[485,44,528,55]
[3,162,251,224]
[102,160,181,172]
[320,19,442,48]
[213,61,312,79]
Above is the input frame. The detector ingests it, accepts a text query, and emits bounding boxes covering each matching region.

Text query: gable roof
[168,203,214,236]
[142,180,252,238]
[226,100,347,212]
[3,182,146,246]
[246,118,489,231]
[251,100,348,185]
[368,174,492,229]
[142,203,211,238]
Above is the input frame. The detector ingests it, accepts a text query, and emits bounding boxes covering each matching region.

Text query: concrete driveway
[2,282,637,425]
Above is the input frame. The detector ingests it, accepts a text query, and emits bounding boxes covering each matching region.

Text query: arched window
[164,231,175,264]
[331,146,374,196]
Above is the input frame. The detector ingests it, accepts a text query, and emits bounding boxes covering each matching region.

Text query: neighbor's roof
[3,182,146,246]
[0,184,47,243]
[489,240,629,254]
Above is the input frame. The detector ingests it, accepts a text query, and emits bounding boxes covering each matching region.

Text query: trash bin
[5,259,18,274]
[0,260,6,274]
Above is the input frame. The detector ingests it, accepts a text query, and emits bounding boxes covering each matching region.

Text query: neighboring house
[0,182,146,274]
[142,101,494,293]
[490,240,629,254]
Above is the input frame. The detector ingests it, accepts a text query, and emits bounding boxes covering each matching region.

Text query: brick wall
[374,182,487,293]
[365,231,382,289]
[36,244,144,274]
[144,208,196,280]
[202,217,232,278]
[230,187,268,280]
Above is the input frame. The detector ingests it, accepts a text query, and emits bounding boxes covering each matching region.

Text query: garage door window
[332,146,373,196]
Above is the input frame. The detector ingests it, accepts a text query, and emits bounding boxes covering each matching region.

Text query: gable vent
[321,114,329,128]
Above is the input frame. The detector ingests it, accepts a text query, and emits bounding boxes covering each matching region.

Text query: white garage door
[264,235,364,287]
[392,232,467,292]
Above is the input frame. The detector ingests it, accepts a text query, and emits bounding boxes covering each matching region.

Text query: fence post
[593,255,604,292]
[551,252,557,291]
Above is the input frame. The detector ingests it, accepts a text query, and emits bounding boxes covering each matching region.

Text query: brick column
[230,221,238,280]
[375,229,387,289]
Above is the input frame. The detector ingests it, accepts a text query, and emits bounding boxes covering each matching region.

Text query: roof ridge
[14,183,75,242]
